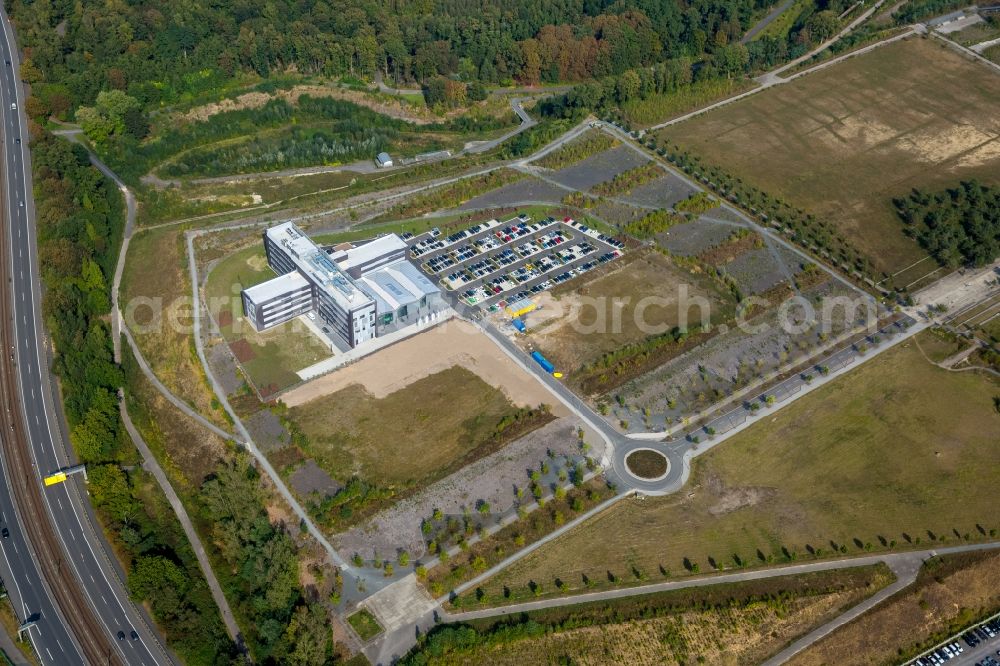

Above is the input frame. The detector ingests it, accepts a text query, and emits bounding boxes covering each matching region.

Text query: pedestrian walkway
[118,397,246,652]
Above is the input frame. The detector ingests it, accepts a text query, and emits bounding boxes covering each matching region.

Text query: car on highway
[116,630,126,641]
[1,527,8,539]
[9,102,14,110]
[130,630,139,641]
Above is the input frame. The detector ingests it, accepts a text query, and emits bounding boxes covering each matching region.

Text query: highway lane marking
[45,648,52,660]
[55,497,62,511]
[2,32,166,665]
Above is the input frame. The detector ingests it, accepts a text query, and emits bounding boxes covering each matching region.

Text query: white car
[9,102,14,110]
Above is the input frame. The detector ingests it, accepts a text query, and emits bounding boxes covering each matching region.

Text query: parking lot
[408,214,624,308]
[909,614,1000,666]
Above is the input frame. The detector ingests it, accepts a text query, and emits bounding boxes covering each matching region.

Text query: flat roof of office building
[332,234,408,273]
[358,259,440,312]
[243,270,310,303]
[266,222,373,310]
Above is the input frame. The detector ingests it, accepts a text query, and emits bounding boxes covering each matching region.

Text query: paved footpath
[117,395,246,652]
[57,133,247,651]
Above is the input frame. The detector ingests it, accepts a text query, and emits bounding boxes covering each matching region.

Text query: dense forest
[31,132,239,663]
[33,114,331,664]
[12,0,777,113]
[894,181,1000,268]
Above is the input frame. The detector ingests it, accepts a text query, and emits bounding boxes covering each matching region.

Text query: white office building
[242,222,442,348]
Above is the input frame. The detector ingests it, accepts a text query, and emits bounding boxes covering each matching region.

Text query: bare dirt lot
[519,249,733,374]
[625,173,698,209]
[656,37,1000,278]
[280,319,566,415]
[179,83,442,125]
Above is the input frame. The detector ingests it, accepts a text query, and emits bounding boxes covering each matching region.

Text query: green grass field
[656,37,1000,279]
[202,245,331,395]
[621,78,758,129]
[471,333,1000,603]
[121,226,232,426]
[346,609,383,641]
[985,43,1000,65]
[532,131,618,170]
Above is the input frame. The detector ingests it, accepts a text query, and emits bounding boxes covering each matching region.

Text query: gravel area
[625,173,697,208]
[244,409,289,453]
[458,177,567,210]
[548,145,649,192]
[657,218,738,256]
[289,459,342,497]
[331,417,602,559]
[606,280,863,432]
[207,340,244,396]
[721,246,800,295]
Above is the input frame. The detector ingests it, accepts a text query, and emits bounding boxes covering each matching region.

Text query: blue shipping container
[512,318,526,332]
[531,351,555,374]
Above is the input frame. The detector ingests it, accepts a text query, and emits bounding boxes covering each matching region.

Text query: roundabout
[610,438,688,495]
[624,448,670,481]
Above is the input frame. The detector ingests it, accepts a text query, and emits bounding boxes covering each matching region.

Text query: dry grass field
[285,366,547,487]
[792,551,1000,665]
[430,567,892,665]
[473,335,1000,601]
[121,226,229,426]
[522,249,735,374]
[657,37,1000,278]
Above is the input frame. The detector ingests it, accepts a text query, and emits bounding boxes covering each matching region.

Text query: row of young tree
[10,0,778,113]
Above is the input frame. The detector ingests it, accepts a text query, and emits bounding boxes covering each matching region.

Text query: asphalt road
[741,0,798,43]
[0,9,171,666]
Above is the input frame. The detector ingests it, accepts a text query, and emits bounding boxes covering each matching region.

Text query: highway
[0,7,171,666]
